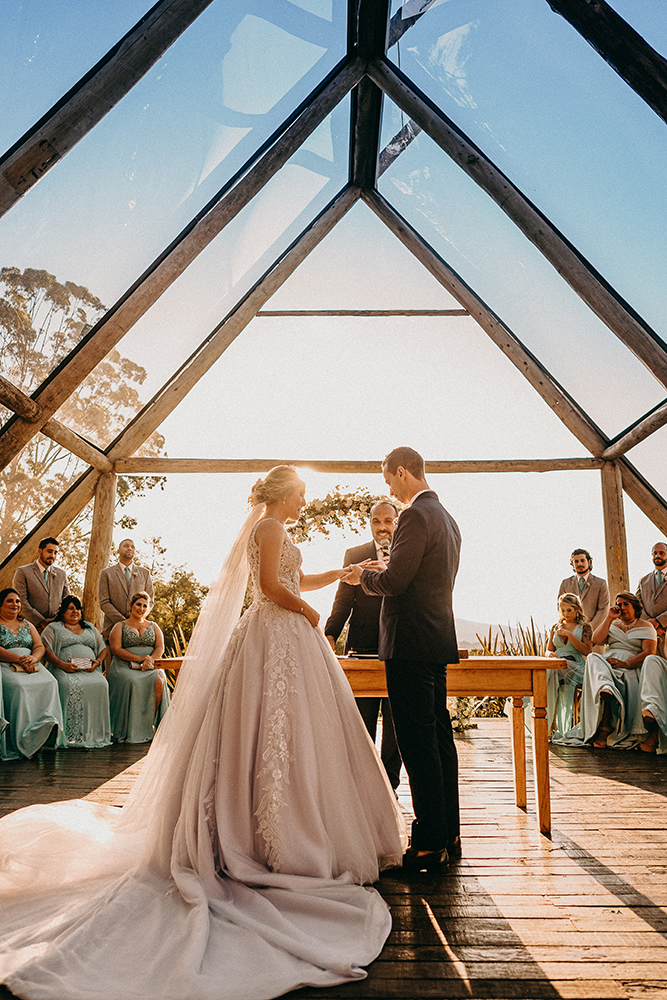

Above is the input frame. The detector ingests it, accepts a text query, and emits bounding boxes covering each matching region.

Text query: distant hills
[455,618,497,650]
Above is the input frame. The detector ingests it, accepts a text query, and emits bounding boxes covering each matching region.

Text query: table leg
[531,669,551,835]
[510,696,527,809]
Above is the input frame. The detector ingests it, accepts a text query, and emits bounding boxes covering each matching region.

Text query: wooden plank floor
[2,720,667,999]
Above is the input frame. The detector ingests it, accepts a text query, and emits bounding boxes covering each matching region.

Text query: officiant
[325,501,402,790]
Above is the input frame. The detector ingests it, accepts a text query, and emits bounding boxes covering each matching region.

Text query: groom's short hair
[383,447,425,479]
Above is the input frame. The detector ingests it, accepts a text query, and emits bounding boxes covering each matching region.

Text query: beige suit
[637,571,667,655]
[12,560,70,627]
[558,573,610,633]
[98,563,154,639]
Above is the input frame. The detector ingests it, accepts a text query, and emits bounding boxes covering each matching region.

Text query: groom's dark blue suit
[360,490,461,851]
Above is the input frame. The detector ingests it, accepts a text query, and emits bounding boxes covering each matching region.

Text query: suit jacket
[558,574,610,632]
[98,563,154,639]
[325,541,382,654]
[636,571,667,626]
[360,491,461,663]
[12,561,70,627]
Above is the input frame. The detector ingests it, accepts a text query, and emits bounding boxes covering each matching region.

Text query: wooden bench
[340,655,565,836]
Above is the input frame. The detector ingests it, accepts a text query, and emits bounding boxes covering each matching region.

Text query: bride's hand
[301,605,320,628]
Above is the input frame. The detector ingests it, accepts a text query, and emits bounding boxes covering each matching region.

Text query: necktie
[44,568,49,585]
[579,577,585,593]
[658,571,663,588]
[125,566,131,583]
[379,541,390,563]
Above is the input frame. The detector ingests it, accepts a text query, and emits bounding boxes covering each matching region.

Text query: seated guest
[547,593,592,738]
[42,596,111,749]
[555,593,656,750]
[107,591,169,743]
[0,587,63,760]
[637,653,667,754]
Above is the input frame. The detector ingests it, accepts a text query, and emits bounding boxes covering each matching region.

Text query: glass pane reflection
[378,97,665,438]
[0,0,153,156]
[52,99,350,448]
[0,0,346,386]
[386,0,667,341]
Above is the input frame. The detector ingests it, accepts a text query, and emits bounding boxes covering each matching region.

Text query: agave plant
[465,619,550,720]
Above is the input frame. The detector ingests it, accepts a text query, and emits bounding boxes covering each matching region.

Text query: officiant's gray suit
[558,573,609,632]
[99,563,154,639]
[13,560,70,627]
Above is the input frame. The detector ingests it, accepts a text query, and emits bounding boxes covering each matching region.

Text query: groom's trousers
[385,657,460,851]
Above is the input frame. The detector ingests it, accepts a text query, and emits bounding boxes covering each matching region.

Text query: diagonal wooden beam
[367,189,667,535]
[0,374,41,421]
[349,0,390,189]
[364,189,608,456]
[367,58,667,390]
[602,399,667,461]
[0,58,364,475]
[41,419,114,472]
[0,0,215,217]
[109,186,361,459]
[0,186,362,586]
[546,0,667,127]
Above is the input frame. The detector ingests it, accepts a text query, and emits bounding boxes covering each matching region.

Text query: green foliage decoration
[288,486,399,544]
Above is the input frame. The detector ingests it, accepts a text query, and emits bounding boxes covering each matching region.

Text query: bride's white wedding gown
[0,519,406,1000]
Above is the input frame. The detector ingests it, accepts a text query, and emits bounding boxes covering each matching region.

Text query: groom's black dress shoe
[447,836,462,857]
[401,846,449,872]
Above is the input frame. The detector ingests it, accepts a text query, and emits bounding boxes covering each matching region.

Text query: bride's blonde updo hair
[249,466,302,507]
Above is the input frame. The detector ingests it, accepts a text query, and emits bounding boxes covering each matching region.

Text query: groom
[343,447,461,870]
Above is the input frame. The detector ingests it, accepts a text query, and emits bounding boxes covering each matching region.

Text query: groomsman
[558,548,609,633]
[344,447,461,870]
[13,537,70,631]
[98,539,154,640]
[325,501,402,790]
[636,541,667,653]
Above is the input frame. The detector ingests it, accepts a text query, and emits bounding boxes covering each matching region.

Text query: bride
[0,466,406,1000]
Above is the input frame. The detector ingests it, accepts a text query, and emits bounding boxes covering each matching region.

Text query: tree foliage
[152,567,209,651]
[0,266,165,574]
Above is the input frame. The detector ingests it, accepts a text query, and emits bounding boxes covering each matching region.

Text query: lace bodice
[248,520,302,605]
[121,621,156,649]
[0,621,32,650]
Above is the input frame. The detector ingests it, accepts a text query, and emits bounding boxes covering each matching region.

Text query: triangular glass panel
[0,0,346,386]
[387,0,667,337]
[45,98,350,448]
[153,197,585,464]
[378,95,665,438]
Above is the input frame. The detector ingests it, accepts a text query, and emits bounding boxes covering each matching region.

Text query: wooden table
[340,655,565,836]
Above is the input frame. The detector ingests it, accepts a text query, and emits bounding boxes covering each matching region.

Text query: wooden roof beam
[41,419,113,472]
[0,0,215,218]
[0,374,41,421]
[0,58,364,475]
[546,0,667,127]
[602,399,667,461]
[116,457,603,474]
[349,0,390,189]
[367,58,667,390]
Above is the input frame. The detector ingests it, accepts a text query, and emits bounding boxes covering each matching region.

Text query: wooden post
[600,461,630,599]
[83,472,117,630]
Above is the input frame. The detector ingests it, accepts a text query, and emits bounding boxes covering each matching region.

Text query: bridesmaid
[107,591,169,743]
[547,593,592,738]
[41,596,111,749]
[0,587,63,760]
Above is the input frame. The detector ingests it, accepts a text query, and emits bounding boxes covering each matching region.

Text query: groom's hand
[341,562,365,585]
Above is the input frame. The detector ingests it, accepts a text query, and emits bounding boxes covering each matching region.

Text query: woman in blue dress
[41,596,111,749]
[0,587,63,760]
[107,590,169,743]
[547,592,592,738]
